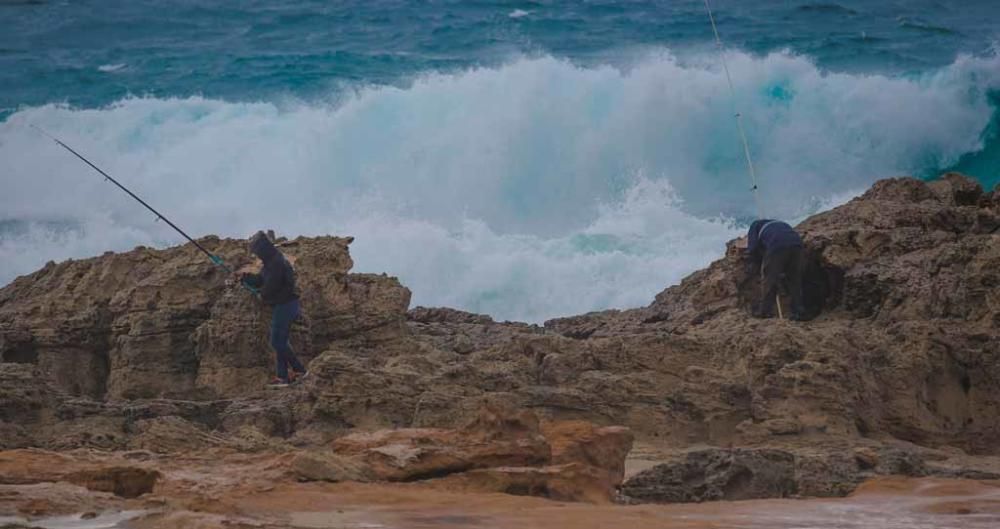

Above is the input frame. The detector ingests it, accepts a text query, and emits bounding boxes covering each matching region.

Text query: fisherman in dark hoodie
[746,219,805,321]
[240,231,307,388]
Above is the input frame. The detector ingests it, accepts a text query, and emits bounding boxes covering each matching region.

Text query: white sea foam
[2,50,997,321]
[509,9,530,19]
[97,63,126,73]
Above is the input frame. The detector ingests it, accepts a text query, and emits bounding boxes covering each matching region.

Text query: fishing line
[703,0,763,219]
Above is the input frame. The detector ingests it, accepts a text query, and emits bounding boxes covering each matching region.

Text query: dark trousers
[760,246,804,318]
[271,299,305,380]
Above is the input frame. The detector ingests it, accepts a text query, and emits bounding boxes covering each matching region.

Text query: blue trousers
[271,299,305,381]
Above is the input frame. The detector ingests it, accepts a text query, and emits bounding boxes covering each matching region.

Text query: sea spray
[2,50,998,321]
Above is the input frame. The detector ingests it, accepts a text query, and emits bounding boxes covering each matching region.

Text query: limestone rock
[127,416,235,454]
[621,448,799,503]
[407,307,495,325]
[4,173,1000,504]
[0,235,408,400]
[0,363,52,427]
[434,462,616,503]
[542,421,634,490]
[329,405,550,482]
[0,422,30,449]
[0,449,159,499]
[218,395,301,439]
[793,450,863,497]
[65,466,161,498]
[294,404,633,503]
[928,172,985,206]
[289,451,373,483]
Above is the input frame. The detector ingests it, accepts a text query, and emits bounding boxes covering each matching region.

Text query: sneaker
[266,377,290,389]
[290,370,310,384]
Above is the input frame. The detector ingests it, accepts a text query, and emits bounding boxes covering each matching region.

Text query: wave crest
[1,50,998,321]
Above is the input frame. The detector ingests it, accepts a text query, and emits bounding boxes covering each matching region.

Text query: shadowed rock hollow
[1,173,999,506]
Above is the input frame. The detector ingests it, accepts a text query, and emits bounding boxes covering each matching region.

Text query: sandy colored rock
[544,422,632,470]
[0,235,407,401]
[2,449,1000,527]
[330,404,551,482]
[298,404,634,503]
[289,451,374,483]
[0,449,159,501]
[433,462,617,503]
[853,447,880,469]
[127,416,236,454]
[2,173,1000,504]
[65,466,161,498]
[541,420,634,498]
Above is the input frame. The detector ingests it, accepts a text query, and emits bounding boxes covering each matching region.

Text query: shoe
[289,370,309,384]
[266,377,290,389]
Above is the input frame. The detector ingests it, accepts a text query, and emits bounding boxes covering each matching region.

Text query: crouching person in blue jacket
[241,231,307,388]
[746,219,805,321]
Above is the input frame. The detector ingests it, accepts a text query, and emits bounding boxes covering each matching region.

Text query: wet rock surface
[1,174,1000,510]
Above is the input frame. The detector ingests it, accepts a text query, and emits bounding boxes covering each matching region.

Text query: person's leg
[283,300,306,375]
[785,247,805,319]
[270,302,295,381]
[758,249,786,318]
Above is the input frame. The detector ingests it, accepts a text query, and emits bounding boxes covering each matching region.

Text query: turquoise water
[2,1,998,111]
[1,1,999,321]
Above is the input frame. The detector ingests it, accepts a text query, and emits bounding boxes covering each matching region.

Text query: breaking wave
[1,50,997,322]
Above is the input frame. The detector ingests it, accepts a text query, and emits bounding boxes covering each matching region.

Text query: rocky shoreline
[2,173,1000,525]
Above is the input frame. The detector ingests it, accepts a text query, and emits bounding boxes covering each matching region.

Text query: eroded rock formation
[0,235,409,400]
[1,173,999,508]
[291,402,634,503]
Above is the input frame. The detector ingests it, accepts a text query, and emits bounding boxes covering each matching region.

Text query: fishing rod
[32,125,258,297]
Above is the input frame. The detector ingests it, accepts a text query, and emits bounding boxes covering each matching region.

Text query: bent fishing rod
[32,125,258,297]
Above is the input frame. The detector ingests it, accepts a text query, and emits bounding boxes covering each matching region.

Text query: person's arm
[746,224,761,259]
[240,272,263,288]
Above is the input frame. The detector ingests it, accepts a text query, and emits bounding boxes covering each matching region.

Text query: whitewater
[2,49,998,322]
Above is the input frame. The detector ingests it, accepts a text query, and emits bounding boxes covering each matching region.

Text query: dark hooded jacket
[746,219,802,260]
[243,234,298,306]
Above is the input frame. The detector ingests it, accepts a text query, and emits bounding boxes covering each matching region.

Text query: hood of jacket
[249,231,278,263]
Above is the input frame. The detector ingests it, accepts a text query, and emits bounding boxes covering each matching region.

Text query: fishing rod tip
[29,123,54,139]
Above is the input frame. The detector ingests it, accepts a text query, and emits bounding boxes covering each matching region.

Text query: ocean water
[1,0,998,322]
